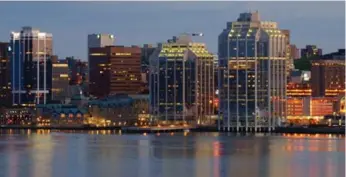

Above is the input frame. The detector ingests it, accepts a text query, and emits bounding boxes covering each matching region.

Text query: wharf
[194,125,345,134]
[0,125,121,130]
[0,125,344,134]
[121,126,193,133]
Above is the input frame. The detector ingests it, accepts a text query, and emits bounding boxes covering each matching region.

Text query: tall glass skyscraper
[218,12,288,131]
[149,34,215,124]
[10,27,53,106]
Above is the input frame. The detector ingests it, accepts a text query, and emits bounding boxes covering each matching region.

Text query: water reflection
[0,131,344,177]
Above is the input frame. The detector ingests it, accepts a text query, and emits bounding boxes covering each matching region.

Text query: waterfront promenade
[0,124,344,134]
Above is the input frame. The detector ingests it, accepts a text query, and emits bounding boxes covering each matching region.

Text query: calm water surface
[0,130,344,177]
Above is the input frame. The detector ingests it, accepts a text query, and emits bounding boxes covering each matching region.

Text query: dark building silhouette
[301,45,322,58]
[0,42,11,106]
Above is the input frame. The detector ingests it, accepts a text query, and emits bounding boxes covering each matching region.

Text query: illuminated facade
[88,94,149,126]
[287,98,305,117]
[218,12,288,131]
[36,104,89,125]
[89,46,142,98]
[52,60,69,102]
[287,97,335,119]
[310,98,334,116]
[0,42,11,106]
[287,82,311,97]
[340,97,345,114]
[282,30,293,72]
[0,108,34,125]
[149,34,215,123]
[10,27,53,106]
[109,46,142,95]
[311,59,345,97]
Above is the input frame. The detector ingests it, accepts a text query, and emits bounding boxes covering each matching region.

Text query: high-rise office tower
[10,27,53,106]
[87,34,115,96]
[218,12,288,131]
[149,34,215,124]
[0,42,11,106]
[52,59,69,102]
[89,45,141,98]
[109,46,141,95]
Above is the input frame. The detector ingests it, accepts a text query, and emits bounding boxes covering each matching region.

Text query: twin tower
[149,12,289,131]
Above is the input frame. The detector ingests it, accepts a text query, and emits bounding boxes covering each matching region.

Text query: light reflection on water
[0,130,344,177]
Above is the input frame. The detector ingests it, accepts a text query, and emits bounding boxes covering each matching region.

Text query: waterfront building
[287,82,312,97]
[52,60,69,102]
[89,45,142,98]
[311,50,345,97]
[0,107,34,125]
[10,27,53,106]
[287,97,335,120]
[88,94,149,126]
[36,104,89,126]
[149,34,215,124]
[218,11,288,131]
[0,42,11,106]
[301,45,322,58]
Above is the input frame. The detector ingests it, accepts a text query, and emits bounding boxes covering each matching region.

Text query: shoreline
[0,125,344,134]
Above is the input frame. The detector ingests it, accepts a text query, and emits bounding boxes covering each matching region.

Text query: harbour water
[0,130,344,177]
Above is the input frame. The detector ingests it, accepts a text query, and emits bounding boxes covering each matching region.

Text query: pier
[121,126,193,133]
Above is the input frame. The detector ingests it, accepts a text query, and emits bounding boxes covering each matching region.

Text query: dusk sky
[0,1,344,60]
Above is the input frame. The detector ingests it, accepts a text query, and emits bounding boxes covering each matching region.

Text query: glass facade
[10,27,53,106]
[150,35,215,124]
[218,12,287,131]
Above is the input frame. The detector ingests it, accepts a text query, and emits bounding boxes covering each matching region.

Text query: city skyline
[0,1,345,60]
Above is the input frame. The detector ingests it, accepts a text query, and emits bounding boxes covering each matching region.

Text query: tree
[294,55,319,71]
[294,57,311,71]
